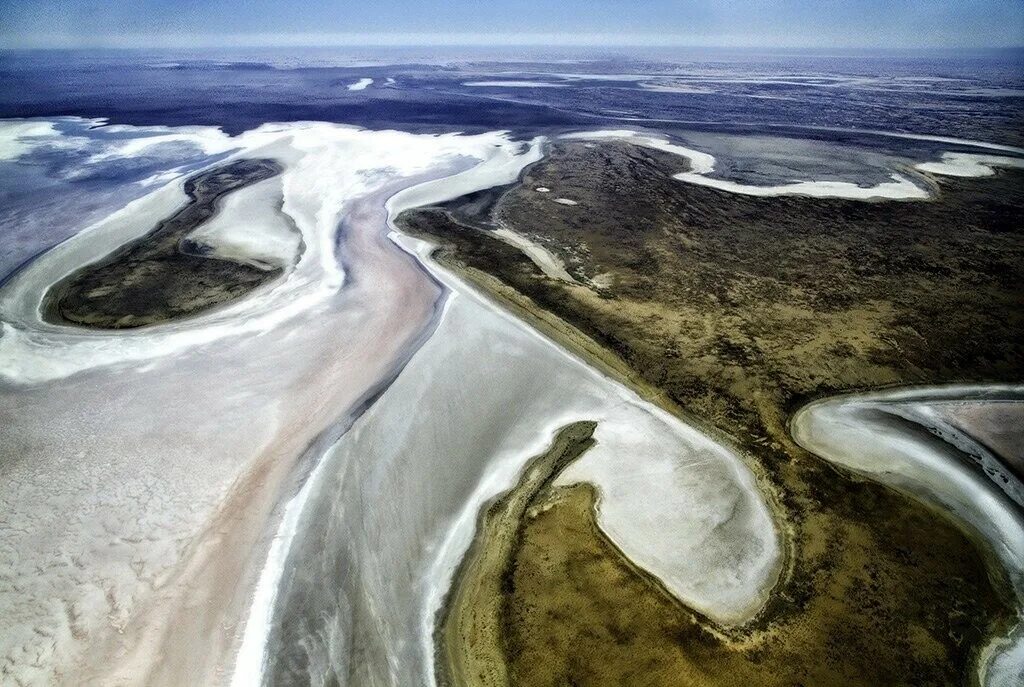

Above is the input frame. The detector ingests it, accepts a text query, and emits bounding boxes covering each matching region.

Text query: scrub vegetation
[45,158,284,328]
[399,140,1023,686]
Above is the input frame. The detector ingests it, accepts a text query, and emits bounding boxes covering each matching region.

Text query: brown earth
[399,139,1024,686]
[44,158,285,329]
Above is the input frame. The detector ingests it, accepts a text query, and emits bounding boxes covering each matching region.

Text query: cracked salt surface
[0,120,557,686]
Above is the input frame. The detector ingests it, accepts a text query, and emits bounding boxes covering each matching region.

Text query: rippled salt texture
[3,111,1023,687]
[264,233,781,685]
[0,120,540,686]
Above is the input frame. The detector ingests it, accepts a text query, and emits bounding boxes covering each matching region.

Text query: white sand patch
[137,169,184,187]
[563,129,931,200]
[681,172,928,199]
[85,125,235,163]
[389,136,545,211]
[463,80,566,88]
[916,152,1024,178]
[186,176,301,270]
[0,119,61,160]
[343,233,781,684]
[346,78,373,91]
[791,386,1024,687]
[555,407,778,625]
[491,226,574,281]
[562,129,716,173]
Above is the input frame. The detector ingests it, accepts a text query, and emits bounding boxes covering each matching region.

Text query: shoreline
[74,165,455,687]
[246,135,574,686]
[399,136,1023,685]
[425,233,1023,683]
[232,170,462,686]
[393,222,783,685]
[436,421,598,687]
[41,159,286,329]
[0,122,544,686]
[3,116,1022,686]
[790,386,1024,686]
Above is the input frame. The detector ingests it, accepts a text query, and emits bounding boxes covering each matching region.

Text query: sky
[1,0,1023,50]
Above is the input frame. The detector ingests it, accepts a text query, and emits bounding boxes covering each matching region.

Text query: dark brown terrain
[400,140,1024,686]
[45,158,284,328]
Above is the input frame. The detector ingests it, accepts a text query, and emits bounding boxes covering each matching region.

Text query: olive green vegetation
[44,159,284,329]
[506,484,1006,687]
[398,140,1023,686]
[437,421,597,687]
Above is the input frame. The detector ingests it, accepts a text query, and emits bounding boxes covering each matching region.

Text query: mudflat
[44,158,284,328]
[399,140,1023,686]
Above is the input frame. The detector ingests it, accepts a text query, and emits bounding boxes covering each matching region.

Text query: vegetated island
[43,158,285,329]
[399,139,1024,686]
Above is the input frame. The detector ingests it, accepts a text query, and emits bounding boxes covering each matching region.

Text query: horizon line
[3,32,1024,52]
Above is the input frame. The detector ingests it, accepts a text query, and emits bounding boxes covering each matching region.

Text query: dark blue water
[2,47,1022,144]
[2,46,1022,285]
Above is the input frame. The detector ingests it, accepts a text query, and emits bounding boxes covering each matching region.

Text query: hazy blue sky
[1,0,1023,49]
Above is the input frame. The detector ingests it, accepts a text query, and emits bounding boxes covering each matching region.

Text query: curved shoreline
[251,131,778,685]
[420,218,1023,684]
[398,135,1023,685]
[40,159,287,329]
[392,230,782,686]
[234,135,569,686]
[0,122,547,686]
[562,129,1024,199]
[3,117,1022,686]
[436,421,598,687]
[232,171,459,687]
[790,385,1024,687]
